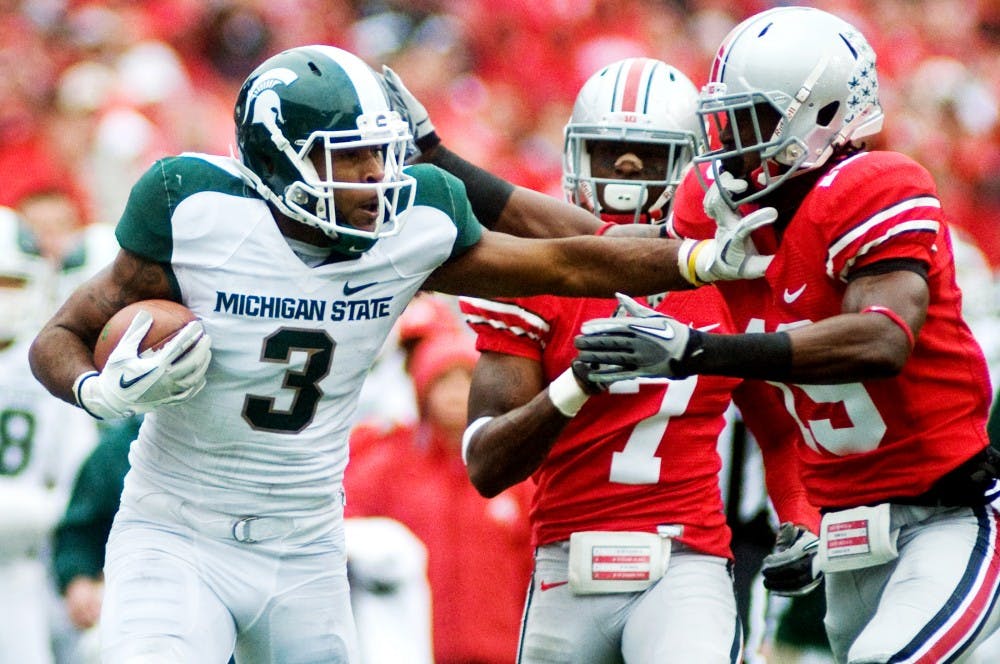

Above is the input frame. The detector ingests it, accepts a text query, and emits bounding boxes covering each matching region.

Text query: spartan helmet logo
[243,67,299,150]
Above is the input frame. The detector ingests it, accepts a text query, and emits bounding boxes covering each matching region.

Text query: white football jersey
[116,154,482,516]
[0,339,98,552]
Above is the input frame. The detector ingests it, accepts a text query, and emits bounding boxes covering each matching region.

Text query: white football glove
[677,171,777,286]
[574,294,695,383]
[74,309,212,420]
[382,65,436,153]
[760,522,823,597]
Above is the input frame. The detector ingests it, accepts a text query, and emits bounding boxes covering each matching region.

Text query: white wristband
[461,416,494,465]
[547,368,591,417]
[677,238,709,287]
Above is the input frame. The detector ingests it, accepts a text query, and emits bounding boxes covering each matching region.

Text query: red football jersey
[671,153,992,510]
[460,287,740,559]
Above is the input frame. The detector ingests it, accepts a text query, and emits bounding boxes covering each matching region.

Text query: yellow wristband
[678,239,708,287]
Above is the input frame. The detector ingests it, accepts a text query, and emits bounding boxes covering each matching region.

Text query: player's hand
[64,576,104,629]
[677,171,777,285]
[74,310,212,420]
[760,522,823,597]
[382,65,438,154]
[574,293,695,383]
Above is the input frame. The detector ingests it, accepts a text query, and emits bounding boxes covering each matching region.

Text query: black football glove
[760,522,823,597]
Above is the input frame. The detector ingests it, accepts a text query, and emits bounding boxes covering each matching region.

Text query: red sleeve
[458,295,554,360]
[666,164,716,241]
[811,152,942,282]
[734,381,821,534]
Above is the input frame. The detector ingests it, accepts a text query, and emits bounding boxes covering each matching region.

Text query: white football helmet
[563,58,703,223]
[695,7,884,207]
[0,208,49,345]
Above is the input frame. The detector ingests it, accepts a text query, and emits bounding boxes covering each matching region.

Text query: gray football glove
[677,171,777,285]
[760,522,823,597]
[382,65,437,155]
[574,294,695,384]
[74,310,212,420]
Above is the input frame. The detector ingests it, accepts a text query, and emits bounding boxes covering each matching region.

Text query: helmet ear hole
[817,101,839,127]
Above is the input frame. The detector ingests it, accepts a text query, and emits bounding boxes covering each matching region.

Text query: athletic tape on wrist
[461,416,494,465]
[547,368,591,417]
[861,305,915,349]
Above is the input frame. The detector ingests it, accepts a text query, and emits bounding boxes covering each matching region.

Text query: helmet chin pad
[602,183,648,212]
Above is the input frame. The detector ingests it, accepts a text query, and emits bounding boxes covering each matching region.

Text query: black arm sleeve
[421,144,515,230]
[680,331,793,381]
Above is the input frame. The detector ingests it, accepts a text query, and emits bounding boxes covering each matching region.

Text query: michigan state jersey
[114,153,482,516]
[0,338,98,552]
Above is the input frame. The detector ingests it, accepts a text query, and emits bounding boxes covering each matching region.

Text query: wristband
[72,371,104,420]
[594,222,616,236]
[461,416,494,465]
[677,239,709,287]
[861,305,915,349]
[547,368,591,417]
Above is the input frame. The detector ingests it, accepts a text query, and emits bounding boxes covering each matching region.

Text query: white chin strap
[602,183,647,212]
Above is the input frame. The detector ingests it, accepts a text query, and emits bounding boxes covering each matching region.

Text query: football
[93,299,198,370]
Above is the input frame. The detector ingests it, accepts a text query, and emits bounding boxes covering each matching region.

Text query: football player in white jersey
[27,45,775,664]
[0,206,102,663]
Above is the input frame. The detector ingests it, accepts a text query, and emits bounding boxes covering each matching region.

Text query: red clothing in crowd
[345,420,533,664]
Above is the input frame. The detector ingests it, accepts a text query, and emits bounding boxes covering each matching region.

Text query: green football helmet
[234,45,415,254]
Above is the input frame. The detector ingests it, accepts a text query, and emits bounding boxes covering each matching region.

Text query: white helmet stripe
[310,45,388,113]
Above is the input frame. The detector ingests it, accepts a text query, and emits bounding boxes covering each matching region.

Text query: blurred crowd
[2,0,999,263]
[2,2,999,662]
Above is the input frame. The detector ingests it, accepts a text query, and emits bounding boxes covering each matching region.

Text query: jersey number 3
[242,328,335,433]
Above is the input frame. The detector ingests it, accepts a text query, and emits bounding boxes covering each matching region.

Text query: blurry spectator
[53,415,141,664]
[344,516,434,664]
[345,331,533,664]
[0,207,101,663]
[354,292,464,431]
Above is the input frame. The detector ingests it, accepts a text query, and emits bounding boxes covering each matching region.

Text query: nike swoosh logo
[697,323,721,333]
[539,580,568,592]
[783,284,806,303]
[119,368,155,389]
[630,321,676,340]
[343,280,378,296]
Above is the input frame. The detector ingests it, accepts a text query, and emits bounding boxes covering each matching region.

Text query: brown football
[93,299,197,370]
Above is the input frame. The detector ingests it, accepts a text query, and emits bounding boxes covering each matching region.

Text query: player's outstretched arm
[574,270,925,385]
[423,220,774,300]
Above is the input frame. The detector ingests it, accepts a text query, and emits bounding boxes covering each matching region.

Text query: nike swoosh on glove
[760,522,823,597]
[74,309,212,420]
[677,171,777,285]
[574,293,695,383]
